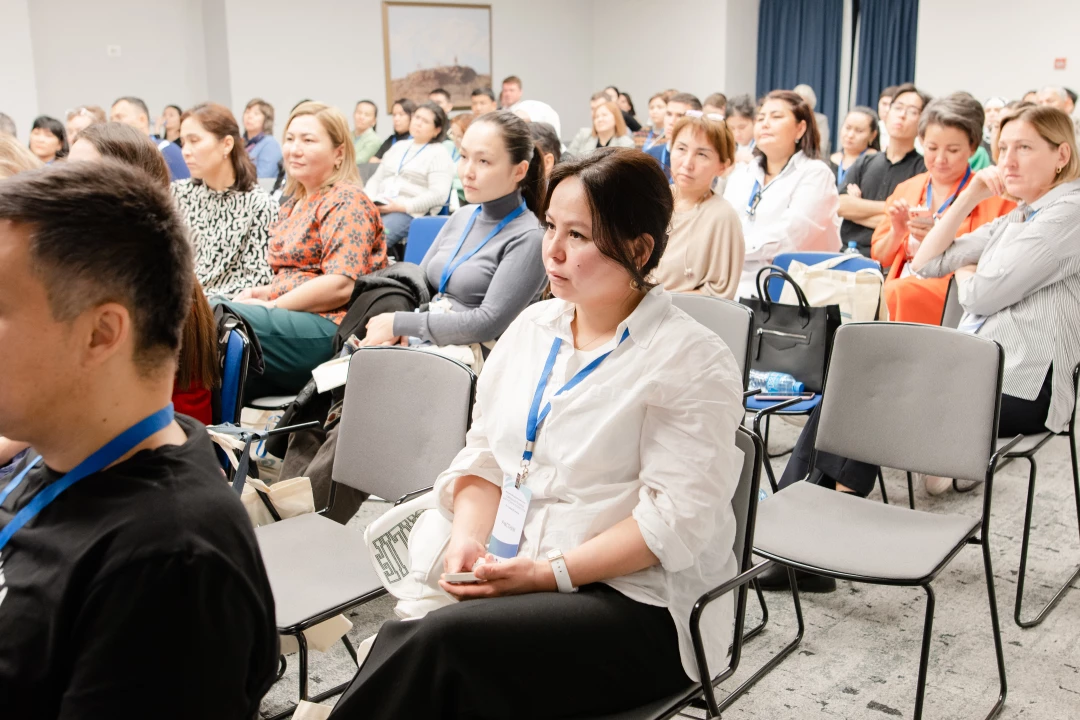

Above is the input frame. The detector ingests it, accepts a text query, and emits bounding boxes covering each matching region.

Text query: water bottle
[843,240,861,256]
[748,369,805,394]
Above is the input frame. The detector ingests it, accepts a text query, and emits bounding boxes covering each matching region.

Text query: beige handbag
[779,256,887,323]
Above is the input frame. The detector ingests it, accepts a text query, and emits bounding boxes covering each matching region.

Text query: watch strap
[547,549,576,593]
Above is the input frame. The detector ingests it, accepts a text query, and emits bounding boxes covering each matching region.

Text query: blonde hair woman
[0,133,43,179]
[228,102,388,399]
[567,101,634,157]
[652,114,745,298]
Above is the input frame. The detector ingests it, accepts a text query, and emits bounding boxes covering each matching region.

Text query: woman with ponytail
[360,110,548,360]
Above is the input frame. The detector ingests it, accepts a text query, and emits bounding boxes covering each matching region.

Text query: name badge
[429,296,453,315]
[487,475,532,560]
[381,176,401,199]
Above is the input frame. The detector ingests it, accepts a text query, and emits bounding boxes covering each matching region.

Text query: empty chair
[671,294,753,389]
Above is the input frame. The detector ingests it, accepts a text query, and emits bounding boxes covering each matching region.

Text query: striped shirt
[920,179,1080,432]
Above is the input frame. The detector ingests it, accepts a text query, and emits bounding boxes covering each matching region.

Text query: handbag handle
[754,265,811,318]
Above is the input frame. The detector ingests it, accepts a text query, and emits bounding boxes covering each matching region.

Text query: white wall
[224,0,595,141]
[0,0,40,138]
[26,0,211,125]
[915,0,1080,101]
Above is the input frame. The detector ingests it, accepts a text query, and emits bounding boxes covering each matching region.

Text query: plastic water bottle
[748,369,805,394]
[843,240,861,256]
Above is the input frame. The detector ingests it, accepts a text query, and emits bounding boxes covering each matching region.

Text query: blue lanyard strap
[746,179,762,217]
[522,328,630,464]
[397,142,428,174]
[438,201,526,294]
[0,405,175,553]
[926,166,972,218]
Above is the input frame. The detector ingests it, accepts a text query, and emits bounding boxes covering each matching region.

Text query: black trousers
[328,584,690,720]
[779,368,1055,497]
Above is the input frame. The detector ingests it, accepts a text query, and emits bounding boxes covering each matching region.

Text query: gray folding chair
[671,294,753,390]
[940,276,1079,626]
[584,427,799,720]
[256,347,476,717]
[739,322,1017,720]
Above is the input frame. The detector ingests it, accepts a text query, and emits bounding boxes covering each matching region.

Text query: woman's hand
[443,535,488,575]
[360,312,405,346]
[378,201,407,214]
[439,554,555,599]
[233,286,271,302]
[887,198,911,237]
[966,166,1006,203]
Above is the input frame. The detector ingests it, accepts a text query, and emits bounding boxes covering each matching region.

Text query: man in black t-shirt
[0,161,278,719]
[837,83,930,258]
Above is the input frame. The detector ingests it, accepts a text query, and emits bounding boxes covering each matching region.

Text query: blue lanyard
[522,328,630,468]
[836,150,866,186]
[397,142,428,174]
[0,405,175,554]
[746,179,762,216]
[438,201,526,294]
[661,145,670,169]
[926,166,972,218]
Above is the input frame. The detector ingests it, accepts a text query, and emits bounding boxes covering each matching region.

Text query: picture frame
[381,2,493,111]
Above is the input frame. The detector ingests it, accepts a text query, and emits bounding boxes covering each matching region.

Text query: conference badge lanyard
[926,166,972,220]
[486,328,631,560]
[745,156,795,219]
[434,202,527,306]
[382,141,427,198]
[0,405,176,556]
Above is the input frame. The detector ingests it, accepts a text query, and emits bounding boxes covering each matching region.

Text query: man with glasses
[837,84,930,258]
[646,92,702,181]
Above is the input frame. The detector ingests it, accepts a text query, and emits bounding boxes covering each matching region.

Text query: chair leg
[907,471,916,510]
[276,655,287,681]
[913,584,936,720]
[980,536,1009,719]
[741,579,770,643]
[297,631,310,701]
[715,567,805,714]
[1014,456,1080,628]
[878,469,890,505]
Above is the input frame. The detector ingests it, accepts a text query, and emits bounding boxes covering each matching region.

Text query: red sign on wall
[1055,58,1067,70]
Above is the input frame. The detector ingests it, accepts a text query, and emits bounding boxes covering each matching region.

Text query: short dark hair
[543,148,672,291]
[704,93,728,111]
[529,121,562,164]
[502,76,522,88]
[879,86,899,101]
[112,96,151,122]
[726,94,755,120]
[1066,88,1078,105]
[392,98,417,117]
[31,115,69,158]
[429,88,451,101]
[668,92,703,111]
[758,90,821,162]
[919,93,985,149]
[889,83,931,109]
[76,122,171,189]
[0,160,193,373]
[415,101,449,143]
[471,87,496,102]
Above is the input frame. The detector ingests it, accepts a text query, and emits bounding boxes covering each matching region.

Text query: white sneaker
[920,473,953,496]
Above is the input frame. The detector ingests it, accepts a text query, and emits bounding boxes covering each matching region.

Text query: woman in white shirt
[329,148,745,719]
[723,90,842,298]
[365,101,454,250]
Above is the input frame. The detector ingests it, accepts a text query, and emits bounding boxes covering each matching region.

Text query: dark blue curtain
[855,0,920,107]
[756,0,844,149]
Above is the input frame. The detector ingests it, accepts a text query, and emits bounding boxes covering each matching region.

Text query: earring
[1057,166,1064,174]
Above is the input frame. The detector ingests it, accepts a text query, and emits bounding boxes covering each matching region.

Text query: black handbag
[739,266,841,394]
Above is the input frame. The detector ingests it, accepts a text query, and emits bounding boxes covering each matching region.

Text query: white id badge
[487,476,532,560]
[429,297,453,314]
[381,176,401,199]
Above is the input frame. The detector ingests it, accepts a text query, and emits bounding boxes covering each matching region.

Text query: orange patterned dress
[871,172,1015,324]
[267,182,387,323]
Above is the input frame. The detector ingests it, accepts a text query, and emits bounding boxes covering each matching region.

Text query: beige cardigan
[653,190,745,299]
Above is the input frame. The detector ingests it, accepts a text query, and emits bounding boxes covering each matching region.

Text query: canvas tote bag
[779,255,887,323]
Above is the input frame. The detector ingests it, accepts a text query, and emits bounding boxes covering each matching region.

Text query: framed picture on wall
[381,2,493,111]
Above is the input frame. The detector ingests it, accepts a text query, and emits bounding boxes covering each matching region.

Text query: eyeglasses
[889,103,921,119]
[685,110,726,122]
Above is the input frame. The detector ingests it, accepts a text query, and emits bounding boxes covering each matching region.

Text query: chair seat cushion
[745,394,821,414]
[997,432,1053,456]
[754,482,979,582]
[256,512,384,631]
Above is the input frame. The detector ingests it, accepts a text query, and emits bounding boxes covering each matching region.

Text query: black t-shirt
[839,148,926,256]
[373,131,411,160]
[0,415,278,719]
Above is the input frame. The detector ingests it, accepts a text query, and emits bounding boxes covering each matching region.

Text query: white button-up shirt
[723,151,842,299]
[433,286,745,680]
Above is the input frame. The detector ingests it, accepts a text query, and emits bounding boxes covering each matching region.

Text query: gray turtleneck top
[392,189,547,346]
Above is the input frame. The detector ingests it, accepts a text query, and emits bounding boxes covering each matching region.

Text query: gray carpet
[259,418,1080,719]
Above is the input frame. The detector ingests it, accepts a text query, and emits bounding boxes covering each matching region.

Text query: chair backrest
[671,294,754,390]
[767,251,881,301]
[404,216,450,265]
[333,347,476,500]
[816,322,1003,482]
[257,177,276,193]
[940,276,962,329]
[731,426,763,576]
[218,328,249,425]
[357,162,378,183]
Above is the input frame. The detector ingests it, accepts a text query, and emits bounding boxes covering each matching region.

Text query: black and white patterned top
[172,180,277,296]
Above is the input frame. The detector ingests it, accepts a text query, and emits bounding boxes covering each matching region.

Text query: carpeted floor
[259,418,1080,719]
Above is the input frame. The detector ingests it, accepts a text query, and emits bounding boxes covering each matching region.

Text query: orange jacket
[871,172,1015,281]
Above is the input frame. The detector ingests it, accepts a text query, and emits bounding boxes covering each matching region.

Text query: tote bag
[779,255,887,323]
